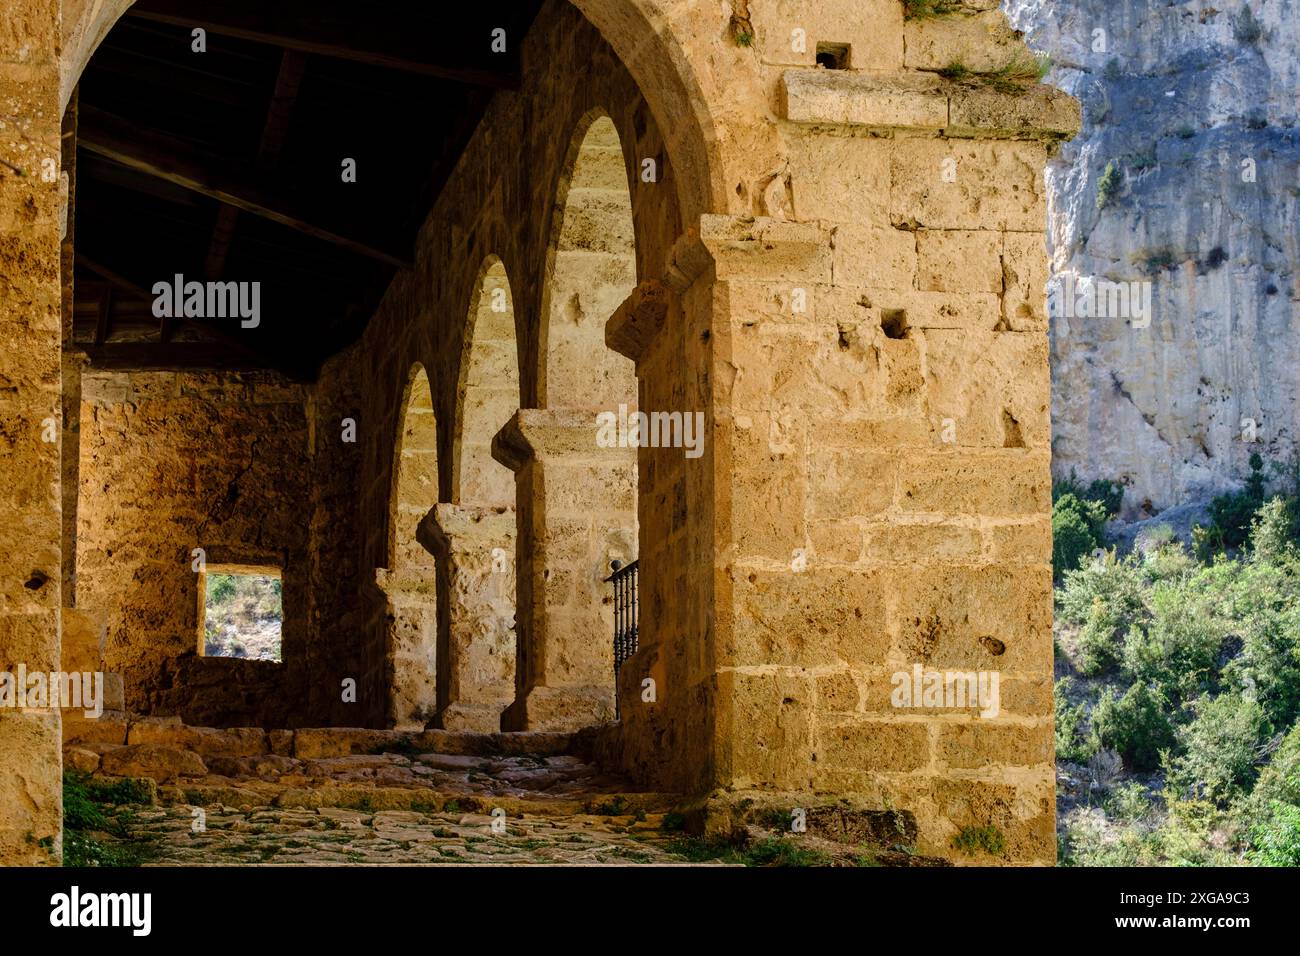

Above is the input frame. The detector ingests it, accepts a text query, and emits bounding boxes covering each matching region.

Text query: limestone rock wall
[76,370,312,725]
[1004,0,1300,511]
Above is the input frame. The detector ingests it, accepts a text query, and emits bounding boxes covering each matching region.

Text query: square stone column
[416,503,516,732]
[0,0,64,864]
[370,568,438,731]
[492,409,636,731]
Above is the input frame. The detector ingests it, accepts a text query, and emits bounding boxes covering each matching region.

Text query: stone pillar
[416,503,516,732]
[492,409,636,731]
[371,568,438,731]
[0,0,64,864]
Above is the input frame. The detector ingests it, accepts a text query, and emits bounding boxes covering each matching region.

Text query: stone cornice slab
[778,68,1080,140]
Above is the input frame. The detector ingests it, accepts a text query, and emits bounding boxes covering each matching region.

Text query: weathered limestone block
[63,711,128,747]
[59,606,104,674]
[916,229,1003,293]
[746,0,905,71]
[902,10,1025,73]
[492,409,636,732]
[889,139,1049,231]
[779,70,948,131]
[416,503,516,733]
[100,744,207,782]
[63,746,100,774]
[126,715,268,757]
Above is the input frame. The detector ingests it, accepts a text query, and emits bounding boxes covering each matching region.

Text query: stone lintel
[779,68,1080,141]
[416,503,514,562]
[605,279,671,364]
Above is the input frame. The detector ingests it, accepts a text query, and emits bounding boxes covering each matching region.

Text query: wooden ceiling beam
[202,48,308,302]
[126,0,521,88]
[79,105,413,270]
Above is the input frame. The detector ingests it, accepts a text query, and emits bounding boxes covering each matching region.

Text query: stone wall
[75,369,312,726]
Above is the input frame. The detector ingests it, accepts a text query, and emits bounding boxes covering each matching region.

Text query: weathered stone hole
[978,635,1006,656]
[816,42,851,70]
[24,570,49,590]
[1001,409,1024,448]
[880,309,909,339]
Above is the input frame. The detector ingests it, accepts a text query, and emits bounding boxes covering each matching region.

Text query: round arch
[537,110,638,410]
[453,256,521,507]
[387,362,439,571]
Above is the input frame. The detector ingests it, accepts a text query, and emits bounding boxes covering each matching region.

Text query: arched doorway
[497,112,639,732]
[380,363,440,730]
[422,257,521,731]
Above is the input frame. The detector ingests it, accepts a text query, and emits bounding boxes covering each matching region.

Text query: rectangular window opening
[200,567,283,662]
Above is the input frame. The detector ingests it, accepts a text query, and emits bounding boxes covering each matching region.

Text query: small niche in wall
[199,566,283,662]
[816,42,851,70]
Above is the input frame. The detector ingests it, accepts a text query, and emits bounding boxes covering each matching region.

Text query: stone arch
[454,256,520,508]
[379,362,440,729]
[538,111,638,410]
[497,110,639,732]
[388,364,439,570]
[420,257,521,732]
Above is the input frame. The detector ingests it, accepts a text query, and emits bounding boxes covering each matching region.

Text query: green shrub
[1218,565,1300,728]
[208,573,236,603]
[1253,722,1300,807]
[1053,493,1110,580]
[952,825,1005,857]
[1203,453,1268,552]
[1052,470,1125,517]
[1057,552,1147,627]
[1121,582,1225,703]
[1163,694,1271,806]
[1090,683,1176,771]
[1248,802,1300,865]
[1250,496,1300,563]
[1233,4,1265,44]
[1054,678,1096,763]
[1076,601,1124,676]
[1096,160,1121,210]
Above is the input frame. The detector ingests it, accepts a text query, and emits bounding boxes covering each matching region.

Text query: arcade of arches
[0,0,1080,865]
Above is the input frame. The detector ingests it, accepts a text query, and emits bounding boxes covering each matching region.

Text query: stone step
[160,781,680,816]
[69,715,582,760]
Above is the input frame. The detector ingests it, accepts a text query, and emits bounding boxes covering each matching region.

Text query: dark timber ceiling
[71,0,543,380]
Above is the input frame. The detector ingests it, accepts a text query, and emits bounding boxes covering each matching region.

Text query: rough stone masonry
[1,0,1078,866]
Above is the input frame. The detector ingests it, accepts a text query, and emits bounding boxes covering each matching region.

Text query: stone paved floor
[113,805,688,865]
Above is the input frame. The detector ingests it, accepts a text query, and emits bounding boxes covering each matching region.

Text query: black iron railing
[605,559,639,715]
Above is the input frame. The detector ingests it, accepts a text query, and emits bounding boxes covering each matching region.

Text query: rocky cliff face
[1003,0,1299,514]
